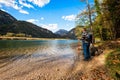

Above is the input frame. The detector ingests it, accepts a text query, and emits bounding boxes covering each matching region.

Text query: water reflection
[0,40,79,80]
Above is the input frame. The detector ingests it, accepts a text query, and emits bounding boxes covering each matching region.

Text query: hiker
[81,28,92,61]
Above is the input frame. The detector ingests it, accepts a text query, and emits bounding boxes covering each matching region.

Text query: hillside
[55,29,68,36]
[0,10,57,38]
[0,10,17,25]
[55,29,77,39]
[67,28,77,39]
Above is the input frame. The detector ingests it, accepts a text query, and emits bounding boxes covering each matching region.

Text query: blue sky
[0,0,94,32]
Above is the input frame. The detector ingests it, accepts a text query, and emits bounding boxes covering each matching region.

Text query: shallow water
[0,40,80,80]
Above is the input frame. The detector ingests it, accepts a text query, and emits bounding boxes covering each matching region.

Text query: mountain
[55,29,77,39]
[67,28,77,39]
[0,10,57,38]
[0,10,17,25]
[0,10,77,39]
[55,29,68,36]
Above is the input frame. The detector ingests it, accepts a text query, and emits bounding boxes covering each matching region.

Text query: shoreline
[0,36,70,40]
[0,39,118,79]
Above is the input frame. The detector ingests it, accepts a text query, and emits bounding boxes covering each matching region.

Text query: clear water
[0,40,78,60]
[0,40,80,80]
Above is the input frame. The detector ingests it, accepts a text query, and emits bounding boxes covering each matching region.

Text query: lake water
[0,40,81,80]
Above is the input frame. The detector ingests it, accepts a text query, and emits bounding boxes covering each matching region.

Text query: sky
[0,0,94,32]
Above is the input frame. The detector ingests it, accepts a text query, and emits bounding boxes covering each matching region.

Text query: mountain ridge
[55,29,77,39]
[0,10,77,39]
[55,29,68,36]
[0,10,57,38]
[0,10,17,25]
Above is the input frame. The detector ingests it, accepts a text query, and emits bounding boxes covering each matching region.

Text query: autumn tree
[102,0,120,39]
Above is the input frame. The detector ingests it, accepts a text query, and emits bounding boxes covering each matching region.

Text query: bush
[106,49,120,79]
[15,33,26,37]
[75,25,84,38]
[5,32,15,37]
[26,34,32,37]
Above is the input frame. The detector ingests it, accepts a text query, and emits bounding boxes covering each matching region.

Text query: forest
[75,0,120,79]
[76,0,120,40]
[0,0,119,79]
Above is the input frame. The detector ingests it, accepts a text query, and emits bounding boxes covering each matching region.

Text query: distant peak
[59,29,68,31]
[55,29,68,36]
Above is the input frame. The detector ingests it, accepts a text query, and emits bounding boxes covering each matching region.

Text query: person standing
[81,28,91,61]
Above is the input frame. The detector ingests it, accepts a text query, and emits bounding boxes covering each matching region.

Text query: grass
[105,48,120,79]
[0,36,68,40]
[94,39,120,79]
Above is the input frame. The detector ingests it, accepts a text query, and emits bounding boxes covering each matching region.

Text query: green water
[0,40,78,65]
[0,40,80,79]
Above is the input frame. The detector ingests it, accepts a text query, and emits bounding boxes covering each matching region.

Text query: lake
[0,40,81,80]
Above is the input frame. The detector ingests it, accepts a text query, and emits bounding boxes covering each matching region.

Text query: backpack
[89,34,93,43]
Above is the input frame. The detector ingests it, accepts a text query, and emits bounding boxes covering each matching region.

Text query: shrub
[106,49,120,79]
[5,32,15,37]
[15,33,26,37]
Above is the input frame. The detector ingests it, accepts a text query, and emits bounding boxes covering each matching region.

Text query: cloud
[0,0,29,14]
[40,17,44,20]
[62,15,76,21]
[0,0,16,8]
[66,24,70,27]
[1,8,7,12]
[40,24,58,31]
[28,0,50,7]
[0,5,8,12]
[0,0,51,14]
[26,19,38,23]
[0,0,21,10]
[19,0,34,8]
[19,9,29,14]
[0,4,2,7]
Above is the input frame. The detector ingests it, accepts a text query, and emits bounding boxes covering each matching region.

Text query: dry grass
[0,36,66,40]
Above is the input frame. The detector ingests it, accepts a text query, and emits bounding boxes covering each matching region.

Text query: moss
[105,48,120,79]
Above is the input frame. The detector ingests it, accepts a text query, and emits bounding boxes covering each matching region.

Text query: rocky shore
[0,40,118,80]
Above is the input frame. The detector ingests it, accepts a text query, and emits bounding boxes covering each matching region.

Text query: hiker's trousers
[83,42,91,59]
